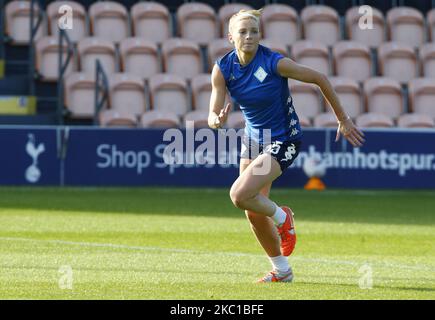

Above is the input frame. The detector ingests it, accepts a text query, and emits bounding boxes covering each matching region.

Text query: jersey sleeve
[269,51,285,76]
[215,56,229,83]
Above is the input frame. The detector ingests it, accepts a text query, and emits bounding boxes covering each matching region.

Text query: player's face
[229,18,260,54]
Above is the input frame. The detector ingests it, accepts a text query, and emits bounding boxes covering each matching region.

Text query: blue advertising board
[1,126,435,188]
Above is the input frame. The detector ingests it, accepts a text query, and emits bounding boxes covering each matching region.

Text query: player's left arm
[277,57,365,147]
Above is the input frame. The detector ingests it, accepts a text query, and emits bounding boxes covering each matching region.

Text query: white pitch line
[1,236,434,273]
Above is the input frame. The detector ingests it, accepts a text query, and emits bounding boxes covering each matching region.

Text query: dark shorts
[240,135,302,172]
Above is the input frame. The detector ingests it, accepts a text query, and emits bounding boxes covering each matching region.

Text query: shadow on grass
[0,187,434,226]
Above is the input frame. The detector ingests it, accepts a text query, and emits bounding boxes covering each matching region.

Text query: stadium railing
[56,29,74,125]
[0,0,4,78]
[94,59,109,126]
[28,0,44,95]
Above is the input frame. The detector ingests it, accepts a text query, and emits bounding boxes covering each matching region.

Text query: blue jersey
[216,45,302,144]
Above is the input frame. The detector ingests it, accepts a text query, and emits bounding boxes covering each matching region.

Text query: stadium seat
[218,3,254,37]
[301,5,340,46]
[108,73,147,116]
[332,41,372,82]
[191,73,211,111]
[64,72,103,118]
[364,77,403,118]
[387,7,425,48]
[397,113,435,128]
[5,0,47,44]
[78,37,117,74]
[408,78,435,118]
[47,1,87,43]
[261,4,299,46]
[35,36,76,81]
[119,38,161,79]
[226,111,245,129]
[378,42,418,83]
[289,80,323,119]
[291,41,330,75]
[177,2,217,45]
[183,110,210,128]
[297,114,311,127]
[260,39,288,57]
[208,38,233,70]
[89,1,129,43]
[420,43,435,78]
[99,109,138,128]
[356,112,395,128]
[148,73,189,117]
[345,6,385,48]
[161,38,202,79]
[327,77,363,118]
[140,110,180,128]
[428,9,435,42]
[131,1,171,43]
[313,112,339,128]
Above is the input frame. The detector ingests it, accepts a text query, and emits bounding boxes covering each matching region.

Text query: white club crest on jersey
[254,66,267,82]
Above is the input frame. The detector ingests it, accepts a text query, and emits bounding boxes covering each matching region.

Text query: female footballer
[208,9,365,282]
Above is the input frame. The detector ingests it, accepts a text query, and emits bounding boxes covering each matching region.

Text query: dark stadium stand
[1,0,435,128]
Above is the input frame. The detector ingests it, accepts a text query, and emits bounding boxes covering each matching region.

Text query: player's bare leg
[239,158,280,257]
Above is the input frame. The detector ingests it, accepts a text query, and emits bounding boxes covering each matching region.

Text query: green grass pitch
[0,187,434,300]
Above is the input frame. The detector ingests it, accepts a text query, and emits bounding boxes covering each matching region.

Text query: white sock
[269,255,290,273]
[271,205,286,226]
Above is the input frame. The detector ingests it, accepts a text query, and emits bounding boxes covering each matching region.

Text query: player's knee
[229,187,249,209]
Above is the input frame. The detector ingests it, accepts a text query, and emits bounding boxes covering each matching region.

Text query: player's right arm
[208,64,231,129]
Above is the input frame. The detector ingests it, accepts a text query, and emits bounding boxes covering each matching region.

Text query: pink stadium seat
[333,41,372,82]
[356,112,395,128]
[119,38,160,79]
[89,1,129,43]
[148,73,189,117]
[64,72,103,118]
[108,73,147,116]
[35,36,76,81]
[5,0,47,44]
[345,6,385,48]
[47,1,87,42]
[289,80,323,119]
[260,39,288,57]
[183,110,210,128]
[161,38,202,79]
[140,110,180,128]
[191,74,212,111]
[327,77,363,118]
[218,3,254,37]
[78,37,117,74]
[428,9,435,42]
[208,38,234,70]
[177,3,217,45]
[131,2,171,43]
[291,41,330,75]
[397,113,435,128]
[226,111,245,129]
[364,77,403,118]
[298,114,312,127]
[387,7,425,48]
[408,78,435,118]
[301,5,340,46]
[99,109,138,128]
[420,43,435,78]
[378,42,418,83]
[261,4,299,46]
[314,112,339,128]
